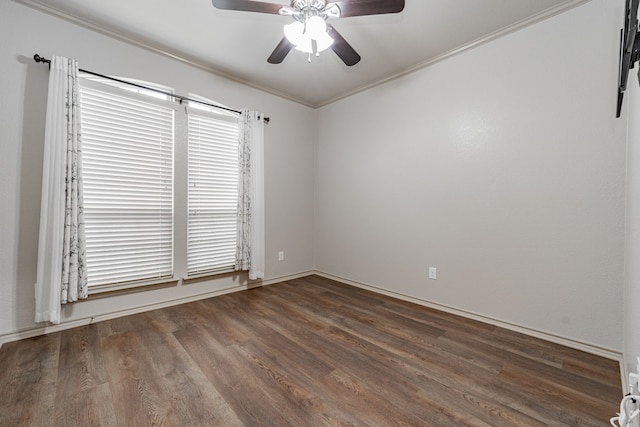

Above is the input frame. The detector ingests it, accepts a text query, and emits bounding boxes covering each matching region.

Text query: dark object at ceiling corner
[617,0,640,117]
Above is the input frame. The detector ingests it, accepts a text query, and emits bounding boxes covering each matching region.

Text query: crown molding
[13,0,591,109]
[314,0,592,108]
[12,0,314,107]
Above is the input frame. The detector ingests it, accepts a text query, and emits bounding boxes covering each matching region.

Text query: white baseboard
[313,271,623,363]
[0,271,314,348]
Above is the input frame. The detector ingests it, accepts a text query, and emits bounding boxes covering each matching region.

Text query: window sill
[183,267,238,283]
[89,276,179,296]
[86,268,244,298]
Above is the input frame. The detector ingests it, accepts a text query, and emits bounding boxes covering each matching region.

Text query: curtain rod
[33,54,270,124]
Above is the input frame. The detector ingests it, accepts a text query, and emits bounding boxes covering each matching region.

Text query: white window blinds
[187,109,239,275]
[79,80,175,287]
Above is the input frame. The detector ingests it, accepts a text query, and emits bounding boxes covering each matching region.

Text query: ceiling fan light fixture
[284,18,333,54]
[294,38,313,54]
[315,31,334,51]
[284,21,305,45]
[305,15,327,39]
[213,0,405,66]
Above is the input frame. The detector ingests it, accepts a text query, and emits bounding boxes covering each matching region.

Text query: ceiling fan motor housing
[288,0,339,21]
[293,0,327,11]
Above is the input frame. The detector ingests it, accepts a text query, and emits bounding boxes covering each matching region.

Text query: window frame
[186,104,240,277]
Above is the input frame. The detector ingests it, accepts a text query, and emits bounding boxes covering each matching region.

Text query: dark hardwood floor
[0,275,622,426]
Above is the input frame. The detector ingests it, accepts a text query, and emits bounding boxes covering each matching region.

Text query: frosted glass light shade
[294,36,313,54]
[284,19,334,54]
[305,16,326,39]
[315,31,334,52]
[284,21,305,46]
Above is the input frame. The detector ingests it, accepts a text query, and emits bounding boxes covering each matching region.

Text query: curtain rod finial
[33,54,51,64]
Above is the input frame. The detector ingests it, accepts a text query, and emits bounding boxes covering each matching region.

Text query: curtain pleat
[235,110,265,280]
[35,56,88,324]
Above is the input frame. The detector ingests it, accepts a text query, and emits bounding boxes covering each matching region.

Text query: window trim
[185,100,240,277]
[80,77,177,110]
[80,76,177,291]
[89,276,180,295]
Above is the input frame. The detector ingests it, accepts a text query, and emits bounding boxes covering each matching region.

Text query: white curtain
[236,110,265,280]
[35,56,88,324]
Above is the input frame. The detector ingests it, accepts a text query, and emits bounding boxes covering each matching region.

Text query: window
[78,77,240,290]
[187,105,239,275]
[80,78,175,288]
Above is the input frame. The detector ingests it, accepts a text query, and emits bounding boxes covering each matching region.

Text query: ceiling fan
[211,0,405,66]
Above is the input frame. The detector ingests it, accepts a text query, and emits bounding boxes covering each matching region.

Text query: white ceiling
[17,0,587,107]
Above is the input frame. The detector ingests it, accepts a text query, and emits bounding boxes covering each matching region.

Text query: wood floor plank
[0,333,61,427]
[562,356,622,386]
[51,381,118,427]
[438,328,620,405]
[221,288,552,425]
[100,329,174,426]
[0,275,622,426]
[51,324,115,427]
[56,324,108,388]
[139,317,244,426]
[218,293,430,426]
[95,311,156,339]
[209,293,411,425]
[175,325,301,426]
[214,289,446,425]
[235,340,372,426]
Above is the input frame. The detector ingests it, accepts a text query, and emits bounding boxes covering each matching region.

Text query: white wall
[624,36,640,379]
[0,0,315,338]
[315,0,626,352]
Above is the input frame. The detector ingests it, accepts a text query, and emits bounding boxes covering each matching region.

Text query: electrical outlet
[428,267,437,280]
[278,251,285,261]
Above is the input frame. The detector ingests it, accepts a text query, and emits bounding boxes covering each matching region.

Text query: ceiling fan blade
[330,0,404,17]
[211,0,283,14]
[327,25,361,66]
[268,37,294,64]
